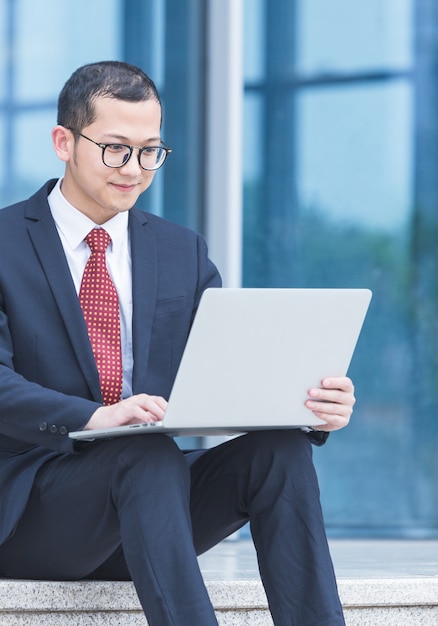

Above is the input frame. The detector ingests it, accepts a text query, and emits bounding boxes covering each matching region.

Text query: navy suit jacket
[0,180,221,545]
[0,180,327,547]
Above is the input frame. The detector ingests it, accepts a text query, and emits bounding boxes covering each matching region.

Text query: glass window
[243,0,266,83]
[0,115,3,182]
[13,110,64,194]
[296,81,413,231]
[243,0,438,537]
[242,92,266,285]
[14,0,122,100]
[0,1,6,100]
[296,0,413,75]
[243,93,264,184]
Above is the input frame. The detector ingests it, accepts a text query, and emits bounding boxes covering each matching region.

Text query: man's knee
[232,430,317,495]
[241,429,312,464]
[91,435,190,488]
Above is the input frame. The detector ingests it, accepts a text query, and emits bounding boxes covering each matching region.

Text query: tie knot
[85,228,111,253]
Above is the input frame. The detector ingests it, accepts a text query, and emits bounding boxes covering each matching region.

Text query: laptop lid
[70,288,371,440]
[164,287,371,430]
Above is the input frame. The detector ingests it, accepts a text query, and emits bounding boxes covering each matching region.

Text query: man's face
[58,96,163,224]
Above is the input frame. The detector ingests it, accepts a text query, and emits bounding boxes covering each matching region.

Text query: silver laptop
[69,288,372,440]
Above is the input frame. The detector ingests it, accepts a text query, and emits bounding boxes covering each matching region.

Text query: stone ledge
[0,578,437,625]
[339,577,438,607]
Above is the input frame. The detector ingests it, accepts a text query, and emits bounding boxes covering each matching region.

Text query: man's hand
[84,394,168,431]
[305,376,355,432]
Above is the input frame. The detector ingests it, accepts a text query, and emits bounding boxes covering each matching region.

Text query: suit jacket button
[49,425,58,434]
[39,422,48,432]
[59,426,68,435]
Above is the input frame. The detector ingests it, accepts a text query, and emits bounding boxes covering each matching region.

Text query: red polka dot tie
[79,228,123,405]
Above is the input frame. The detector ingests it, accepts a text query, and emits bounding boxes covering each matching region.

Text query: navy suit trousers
[0,430,345,626]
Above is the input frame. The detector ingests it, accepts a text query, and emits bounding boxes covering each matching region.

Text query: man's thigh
[0,435,184,580]
[187,429,314,555]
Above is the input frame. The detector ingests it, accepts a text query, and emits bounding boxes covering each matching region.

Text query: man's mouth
[111,182,138,192]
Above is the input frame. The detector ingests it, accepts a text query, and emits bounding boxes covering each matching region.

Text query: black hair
[57,61,161,131]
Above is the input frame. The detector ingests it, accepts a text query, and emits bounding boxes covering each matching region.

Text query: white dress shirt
[48,178,133,399]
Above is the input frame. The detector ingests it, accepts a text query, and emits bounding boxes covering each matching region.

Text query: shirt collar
[48,178,129,250]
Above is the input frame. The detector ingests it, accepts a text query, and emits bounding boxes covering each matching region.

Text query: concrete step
[0,577,437,625]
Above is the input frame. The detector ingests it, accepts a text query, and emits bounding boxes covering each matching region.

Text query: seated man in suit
[0,61,354,625]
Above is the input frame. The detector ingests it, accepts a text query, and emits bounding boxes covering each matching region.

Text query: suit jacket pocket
[154,296,186,317]
[144,296,191,397]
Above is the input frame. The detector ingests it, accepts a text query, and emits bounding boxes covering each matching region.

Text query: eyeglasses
[68,128,172,171]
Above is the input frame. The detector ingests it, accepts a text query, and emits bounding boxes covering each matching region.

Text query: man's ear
[52,126,74,163]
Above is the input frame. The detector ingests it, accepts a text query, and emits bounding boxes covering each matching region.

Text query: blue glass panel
[0,1,7,100]
[243,93,264,183]
[13,110,63,201]
[14,0,122,100]
[243,0,266,82]
[0,118,4,158]
[242,92,266,285]
[243,0,438,536]
[123,0,166,89]
[296,0,413,75]
[296,81,413,232]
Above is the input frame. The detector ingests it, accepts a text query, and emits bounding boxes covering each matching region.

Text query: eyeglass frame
[67,127,172,171]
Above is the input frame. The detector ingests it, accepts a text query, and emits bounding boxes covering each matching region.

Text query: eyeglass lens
[103,144,167,170]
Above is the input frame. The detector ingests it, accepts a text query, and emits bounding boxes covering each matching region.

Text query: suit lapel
[24,185,158,401]
[25,185,102,401]
[129,209,158,394]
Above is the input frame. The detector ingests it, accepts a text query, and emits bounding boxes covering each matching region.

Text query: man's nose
[119,149,142,174]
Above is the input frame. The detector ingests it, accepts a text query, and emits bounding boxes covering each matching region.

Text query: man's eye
[106,144,126,153]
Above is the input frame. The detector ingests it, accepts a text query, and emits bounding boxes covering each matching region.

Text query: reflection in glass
[296,0,413,75]
[242,0,438,537]
[243,0,266,82]
[12,111,62,203]
[15,0,121,100]
[296,81,413,231]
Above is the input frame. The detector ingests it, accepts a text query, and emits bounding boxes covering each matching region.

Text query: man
[0,61,354,625]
